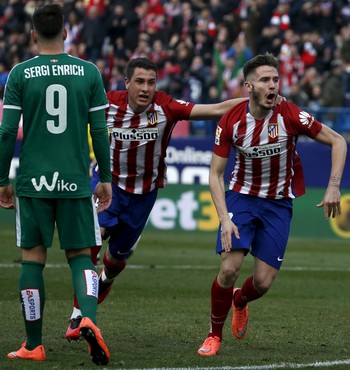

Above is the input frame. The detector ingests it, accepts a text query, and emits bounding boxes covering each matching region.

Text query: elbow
[337,134,347,151]
[333,134,348,158]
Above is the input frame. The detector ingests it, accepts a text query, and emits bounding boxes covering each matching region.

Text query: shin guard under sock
[20,260,45,350]
[72,246,102,310]
[234,275,263,308]
[210,277,233,339]
[68,254,98,324]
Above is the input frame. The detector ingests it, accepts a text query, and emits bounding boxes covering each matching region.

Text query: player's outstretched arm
[189,94,285,121]
[189,98,248,120]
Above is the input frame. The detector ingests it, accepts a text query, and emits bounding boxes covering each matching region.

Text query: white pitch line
[2,265,349,370]
[1,263,350,272]
[114,359,350,370]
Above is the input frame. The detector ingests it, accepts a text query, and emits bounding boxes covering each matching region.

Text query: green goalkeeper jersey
[0,53,111,198]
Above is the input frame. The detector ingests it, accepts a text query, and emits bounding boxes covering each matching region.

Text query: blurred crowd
[1,0,350,135]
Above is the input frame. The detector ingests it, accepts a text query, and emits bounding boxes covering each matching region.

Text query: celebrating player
[197,53,347,356]
[64,57,259,339]
[0,4,112,365]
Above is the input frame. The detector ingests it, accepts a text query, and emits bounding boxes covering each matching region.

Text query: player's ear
[31,30,37,43]
[245,81,252,92]
[125,77,129,89]
[63,27,67,41]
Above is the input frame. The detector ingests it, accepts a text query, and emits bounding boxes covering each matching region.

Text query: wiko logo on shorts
[31,171,78,192]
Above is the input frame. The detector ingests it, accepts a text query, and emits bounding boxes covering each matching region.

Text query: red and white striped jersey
[214,100,323,199]
[106,90,194,194]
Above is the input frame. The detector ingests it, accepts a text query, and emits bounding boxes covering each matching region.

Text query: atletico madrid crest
[268,123,279,138]
[147,111,158,125]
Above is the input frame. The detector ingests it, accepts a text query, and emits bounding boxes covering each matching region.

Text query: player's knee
[103,252,127,278]
[218,265,240,286]
[253,277,273,295]
[91,246,101,266]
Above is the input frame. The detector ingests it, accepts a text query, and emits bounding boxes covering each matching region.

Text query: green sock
[19,260,45,350]
[68,254,98,324]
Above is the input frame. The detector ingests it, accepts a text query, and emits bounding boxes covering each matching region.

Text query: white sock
[71,307,82,320]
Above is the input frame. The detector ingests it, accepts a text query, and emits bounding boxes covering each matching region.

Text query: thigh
[96,181,123,229]
[251,198,293,270]
[108,188,158,259]
[16,197,55,248]
[253,257,279,292]
[215,191,255,255]
[56,196,102,249]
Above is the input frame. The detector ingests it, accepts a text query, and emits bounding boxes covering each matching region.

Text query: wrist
[328,176,341,188]
[220,216,231,223]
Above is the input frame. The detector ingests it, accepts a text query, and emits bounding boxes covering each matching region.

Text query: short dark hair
[126,58,158,80]
[32,4,64,39]
[243,53,279,80]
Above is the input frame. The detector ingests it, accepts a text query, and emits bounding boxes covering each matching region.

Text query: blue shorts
[91,170,158,260]
[216,191,293,270]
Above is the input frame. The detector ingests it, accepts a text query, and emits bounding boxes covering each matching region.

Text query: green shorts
[16,196,102,249]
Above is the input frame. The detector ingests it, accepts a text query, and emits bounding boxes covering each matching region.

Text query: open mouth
[266,93,276,104]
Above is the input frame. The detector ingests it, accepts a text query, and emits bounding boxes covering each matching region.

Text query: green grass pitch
[1,225,350,369]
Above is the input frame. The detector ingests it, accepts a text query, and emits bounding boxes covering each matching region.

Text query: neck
[248,103,271,120]
[37,42,64,55]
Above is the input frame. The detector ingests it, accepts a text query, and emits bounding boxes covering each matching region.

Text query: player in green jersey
[0,4,112,365]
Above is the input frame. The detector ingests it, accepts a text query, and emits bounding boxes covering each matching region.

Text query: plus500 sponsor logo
[148,189,219,231]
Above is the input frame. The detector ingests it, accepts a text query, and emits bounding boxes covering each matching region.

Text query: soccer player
[197,53,347,356]
[0,4,112,365]
[65,57,260,339]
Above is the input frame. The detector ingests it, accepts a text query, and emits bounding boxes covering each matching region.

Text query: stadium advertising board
[146,138,350,239]
[4,137,350,239]
[146,184,350,239]
[165,137,350,188]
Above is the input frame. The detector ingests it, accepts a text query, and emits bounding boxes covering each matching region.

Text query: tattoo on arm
[329,176,341,187]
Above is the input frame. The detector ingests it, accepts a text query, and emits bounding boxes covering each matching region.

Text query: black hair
[32,4,64,39]
[243,53,279,80]
[126,58,158,80]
